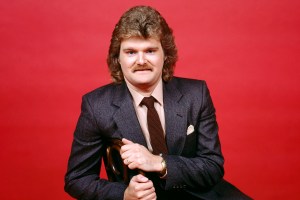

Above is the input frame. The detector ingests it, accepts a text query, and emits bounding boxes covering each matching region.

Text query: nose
[136,52,147,65]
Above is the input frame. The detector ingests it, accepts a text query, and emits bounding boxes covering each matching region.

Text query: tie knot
[141,96,156,109]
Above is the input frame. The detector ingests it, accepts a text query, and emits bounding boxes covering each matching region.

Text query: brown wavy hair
[107,6,178,83]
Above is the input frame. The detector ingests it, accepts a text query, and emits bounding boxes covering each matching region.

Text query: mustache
[132,64,152,72]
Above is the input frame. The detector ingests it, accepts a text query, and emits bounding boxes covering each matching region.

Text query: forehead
[120,37,162,49]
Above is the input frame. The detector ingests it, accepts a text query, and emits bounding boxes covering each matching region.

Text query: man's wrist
[159,158,167,178]
[157,154,167,179]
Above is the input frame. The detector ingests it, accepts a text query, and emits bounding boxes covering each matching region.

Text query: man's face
[119,37,165,92]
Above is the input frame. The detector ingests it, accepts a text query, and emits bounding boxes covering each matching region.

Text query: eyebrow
[122,46,159,51]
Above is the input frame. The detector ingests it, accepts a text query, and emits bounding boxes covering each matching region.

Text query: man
[65,6,251,200]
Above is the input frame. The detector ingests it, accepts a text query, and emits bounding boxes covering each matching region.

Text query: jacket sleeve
[64,95,127,200]
[164,81,224,191]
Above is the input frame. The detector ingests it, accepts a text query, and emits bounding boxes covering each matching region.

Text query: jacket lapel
[163,81,187,155]
[112,83,148,147]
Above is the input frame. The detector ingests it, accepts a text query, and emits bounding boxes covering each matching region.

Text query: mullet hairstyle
[107,6,178,83]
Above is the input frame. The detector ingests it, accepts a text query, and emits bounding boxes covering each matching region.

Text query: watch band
[160,158,167,178]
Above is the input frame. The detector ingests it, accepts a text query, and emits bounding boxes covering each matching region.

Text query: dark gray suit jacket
[65,77,249,200]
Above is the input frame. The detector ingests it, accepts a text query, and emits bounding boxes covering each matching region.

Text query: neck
[124,79,160,97]
[130,83,155,97]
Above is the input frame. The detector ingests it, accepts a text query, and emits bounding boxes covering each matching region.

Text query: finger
[120,148,133,160]
[127,161,135,169]
[128,175,138,185]
[133,180,155,199]
[120,139,134,154]
[124,158,135,166]
[122,138,133,145]
[140,188,156,200]
[137,187,156,200]
[135,174,149,183]
[120,145,131,155]
[130,174,149,184]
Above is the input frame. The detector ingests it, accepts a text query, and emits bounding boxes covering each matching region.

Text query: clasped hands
[120,138,163,200]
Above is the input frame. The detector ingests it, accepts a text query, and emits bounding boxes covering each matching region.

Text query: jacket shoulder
[168,77,208,93]
[83,82,123,102]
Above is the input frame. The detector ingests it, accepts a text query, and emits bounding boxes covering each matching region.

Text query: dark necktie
[141,96,168,155]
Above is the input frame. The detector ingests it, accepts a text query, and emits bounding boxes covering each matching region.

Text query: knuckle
[134,185,139,191]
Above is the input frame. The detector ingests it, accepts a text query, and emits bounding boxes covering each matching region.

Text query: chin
[135,81,152,86]
[133,76,154,84]
[132,79,153,87]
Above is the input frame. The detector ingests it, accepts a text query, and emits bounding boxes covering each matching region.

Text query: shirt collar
[126,78,164,107]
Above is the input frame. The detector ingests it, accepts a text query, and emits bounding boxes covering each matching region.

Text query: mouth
[133,67,152,72]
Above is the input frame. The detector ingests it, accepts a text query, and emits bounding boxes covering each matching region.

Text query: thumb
[132,174,149,183]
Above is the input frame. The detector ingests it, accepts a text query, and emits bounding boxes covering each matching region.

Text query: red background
[1,0,299,199]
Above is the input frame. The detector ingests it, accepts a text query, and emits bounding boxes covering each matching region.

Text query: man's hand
[124,174,156,200]
[120,138,163,172]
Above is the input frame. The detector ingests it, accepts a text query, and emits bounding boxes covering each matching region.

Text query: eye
[127,50,136,55]
[124,50,136,56]
[146,49,156,54]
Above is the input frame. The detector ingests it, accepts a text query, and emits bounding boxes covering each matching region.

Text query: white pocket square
[187,125,194,135]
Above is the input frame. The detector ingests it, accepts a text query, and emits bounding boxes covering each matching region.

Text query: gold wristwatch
[159,157,167,178]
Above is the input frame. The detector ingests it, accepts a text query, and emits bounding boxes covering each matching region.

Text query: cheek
[120,57,135,68]
[154,53,165,66]
[120,65,130,76]
[155,57,165,68]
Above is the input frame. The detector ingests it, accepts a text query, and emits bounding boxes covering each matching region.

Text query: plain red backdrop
[1,0,299,199]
